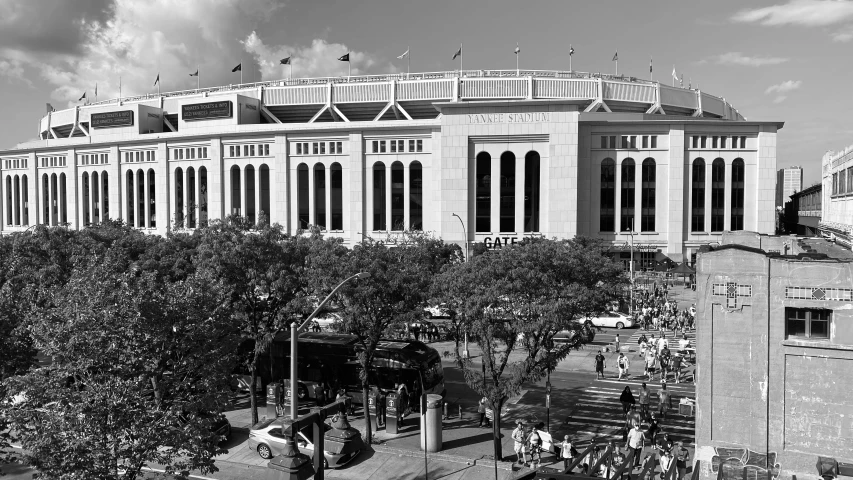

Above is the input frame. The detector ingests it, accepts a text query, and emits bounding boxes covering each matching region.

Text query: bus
[265,332,446,412]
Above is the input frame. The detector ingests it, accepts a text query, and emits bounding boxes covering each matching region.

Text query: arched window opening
[620,158,635,231]
[42,174,49,225]
[51,174,58,226]
[148,170,157,228]
[136,170,145,228]
[259,165,270,225]
[410,161,423,231]
[691,158,706,232]
[13,175,20,226]
[524,151,540,233]
[711,159,725,232]
[245,165,256,225]
[499,152,516,232]
[296,164,309,229]
[174,168,183,226]
[229,166,240,218]
[391,162,404,231]
[641,158,656,232]
[91,171,100,225]
[187,167,196,228]
[731,159,745,231]
[475,152,491,232]
[21,175,28,225]
[101,172,109,221]
[373,162,386,231]
[82,173,90,226]
[600,159,616,232]
[314,164,326,230]
[330,163,343,230]
[59,174,67,224]
[5,176,12,225]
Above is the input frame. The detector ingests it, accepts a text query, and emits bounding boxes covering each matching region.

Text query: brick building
[694,231,853,480]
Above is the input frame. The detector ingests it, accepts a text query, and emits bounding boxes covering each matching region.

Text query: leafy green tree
[3,251,238,480]
[436,237,626,460]
[330,234,461,444]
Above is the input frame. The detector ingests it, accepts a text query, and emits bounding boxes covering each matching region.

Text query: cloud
[773,95,789,103]
[706,52,789,67]
[765,80,803,94]
[832,24,853,41]
[732,0,853,26]
[242,32,396,80]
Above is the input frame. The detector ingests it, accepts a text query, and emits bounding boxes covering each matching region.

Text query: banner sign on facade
[90,110,134,128]
[182,101,233,121]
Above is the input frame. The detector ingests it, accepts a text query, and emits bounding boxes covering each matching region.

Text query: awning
[669,262,696,275]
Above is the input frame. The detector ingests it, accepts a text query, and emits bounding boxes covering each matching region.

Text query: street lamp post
[290,271,370,420]
[451,213,470,358]
[626,219,637,317]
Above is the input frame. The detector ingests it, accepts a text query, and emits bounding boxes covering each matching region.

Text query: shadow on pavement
[441,431,498,451]
[219,428,249,452]
[335,447,376,469]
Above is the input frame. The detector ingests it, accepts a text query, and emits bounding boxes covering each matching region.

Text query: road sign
[546,394,551,408]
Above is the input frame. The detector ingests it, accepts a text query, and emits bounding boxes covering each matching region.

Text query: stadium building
[0,70,782,263]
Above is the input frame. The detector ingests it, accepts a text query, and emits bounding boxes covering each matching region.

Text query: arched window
[711,159,725,232]
[245,165,256,224]
[13,175,19,225]
[229,165,240,217]
[82,172,90,226]
[187,167,196,228]
[641,158,655,232]
[136,170,144,228]
[59,173,67,224]
[314,163,326,230]
[600,158,615,232]
[691,158,706,232]
[524,151,540,232]
[330,163,343,230]
[391,161,404,231]
[296,164,309,229]
[21,175,28,225]
[499,152,516,232]
[148,170,157,228]
[620,158,635,231]
[731,159,745,230]
[174,168,183,225]
[42,174,49,225]
[259,164,270,225]
[373,162,386,231]
[101,172,109,221]
[410,161,423,231]
[5,176,11,225]
[91,171,100,224]
[197,167,206,227]
[475,152,491,232]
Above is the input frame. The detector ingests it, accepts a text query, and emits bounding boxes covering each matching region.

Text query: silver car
[247,418,361,469]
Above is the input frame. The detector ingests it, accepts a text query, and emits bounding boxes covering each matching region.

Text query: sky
[1,0,852,186]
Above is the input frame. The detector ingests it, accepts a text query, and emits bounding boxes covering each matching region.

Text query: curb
[368,443,535,475]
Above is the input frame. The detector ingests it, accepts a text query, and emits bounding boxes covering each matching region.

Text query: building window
[319,143,325,155]
[601,136,608,149]
[187,167,196,228]
[642,136,648,149]
[691,158,706,232]
[711,159,725,232]
[620,158,635,231]
[740,136,746,149]
[173,168,183,225]
[848,167,853,193]
[245,165,256,224]
[373,162,386,230]
[700,136,707,149]
[331,163,343,230]
[314,164,326,230]
[609,136,616,149]
[621,136,628,149]
[786,308,830,339]
[651,136,657,148]
[390,141,397,153]
[296,144,302,155]
[416,139,423,152]
[630,136,637,149]
[720,136,726,149]
[499,152,516,232]
[410,161,423,231]
[640,158,655,232]
[372,141,378,153]
[712,136,718,149]
[524,151,540,233]
[409,139,416,152]
[600,158,615,232]
[149,169,157,228]
[230,165,241,217]
[692,136,698,149]
[731,159,745,230]
[297,164,309,229]
[475,152,491,233]
[380,141,386,153]
[391,162,404,230]
[330,142,336,154]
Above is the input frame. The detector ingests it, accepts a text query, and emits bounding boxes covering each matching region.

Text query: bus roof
[275,331,439,364]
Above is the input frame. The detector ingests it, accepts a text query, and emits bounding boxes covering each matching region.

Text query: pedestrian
[671,354,683,384]
[625,423,645,469]
[628,404,642,429]
[620,385,636,414]
[595,350,606,379]
[638,382,650,421]
[645,350,657,381]
[615,333,621,353]
[657,384,671,419]
[557,434,575,473]
[397,382,409,419]
[659,346,671,383]
[478,396,488,427]
[617,353,630,380]
[638,333,648,357]
[657,433,673,456]
[527,427,542,468]
[512,420,526,465]
[376,389,386,427]
[674,441,690,480]
[660,449,675,480]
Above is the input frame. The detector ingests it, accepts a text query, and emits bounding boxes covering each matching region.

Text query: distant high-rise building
[776,166,803,207]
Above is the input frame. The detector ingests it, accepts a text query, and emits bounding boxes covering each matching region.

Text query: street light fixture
[624,219,637,317]
[451,213,470,358]
[290,271,370,419]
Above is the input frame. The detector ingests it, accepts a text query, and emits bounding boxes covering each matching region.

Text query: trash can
[420,394,443,452]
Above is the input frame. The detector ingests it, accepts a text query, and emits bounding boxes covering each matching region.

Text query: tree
[2,251,239,480]
[193,217,317,425]
[330,234,460,444]
[435,237,626,460]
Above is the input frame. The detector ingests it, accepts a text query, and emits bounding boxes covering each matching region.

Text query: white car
[586,311,634,329]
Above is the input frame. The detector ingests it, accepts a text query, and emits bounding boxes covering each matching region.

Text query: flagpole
[650,58,653,82]
[348,57,351,78]
[672,66,675,87]
[197,64,200,89]
[407,46,410,77]
[460,42,463,75]
[119,76,122,99]
[569,45,572,72]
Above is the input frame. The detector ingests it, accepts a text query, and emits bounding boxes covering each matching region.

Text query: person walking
[671,353,683,384]
[527,427,543,468]
[659,346,671,383]
[625,424,645,469]
[638,383,651,421]
[615,333,621,353]
[646,413,660,444]
[674,441,690,480]
[617,352,630,380]
[620,385,636,414]
[512,420,527,465]
[478,396,490,427]
[660,449,675,480]
[645,350,657,381]
[376,389,386,427]
[595,350,606,379]
[628,404,642,429]
[557,435,575,473]
[657,383,672,420]
[638,333,648,357]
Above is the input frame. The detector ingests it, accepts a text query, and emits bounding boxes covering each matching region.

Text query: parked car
[248,418,361,469]
[553,321,596,346]
[587,311,634,329]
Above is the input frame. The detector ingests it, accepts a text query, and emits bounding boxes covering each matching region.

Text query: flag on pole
[337,53,350,62]
[231,63,242,72]
[650,58,653,74]
[612,51,618,61]
[46,103,55,113]
[397,49,409,59]
[280,57,291,65]
[671,66,678,82]
[514,43,520,54]
[452,46,462,60]
[569,45,575,56]
[78,91,86,102]
[153,73,159,86]
[189,69,199,77]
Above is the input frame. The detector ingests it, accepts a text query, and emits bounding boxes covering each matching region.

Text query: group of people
[636,334,692,384]
[633,289,696,336]
[406,322,443,343]
[511,420,547,468]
